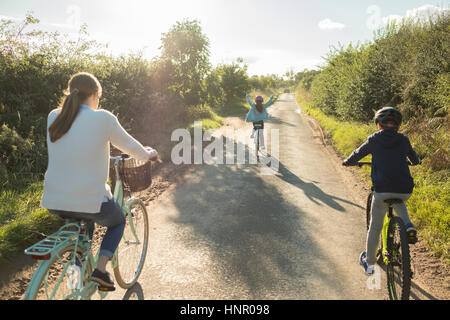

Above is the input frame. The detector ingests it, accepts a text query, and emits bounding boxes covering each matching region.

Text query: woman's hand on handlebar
[144,147,160,162]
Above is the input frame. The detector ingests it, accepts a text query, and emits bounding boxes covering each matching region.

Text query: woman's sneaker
[90,269,115,291]
[405,223,418,244]
[359,251,375,275]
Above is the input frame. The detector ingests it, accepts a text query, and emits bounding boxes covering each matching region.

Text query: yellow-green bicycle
[358,161,413,300]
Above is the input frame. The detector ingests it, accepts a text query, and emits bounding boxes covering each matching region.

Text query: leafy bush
[160,19,211,106]
[211,59,250,106]
[310,13,449,172]
[204,71,225,108]
[186,105,218,123]
[311,14,449,123]
[0,123,46,187]
[295,69,320,91]
[408,168,449,264]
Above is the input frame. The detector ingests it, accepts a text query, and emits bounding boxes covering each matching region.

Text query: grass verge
[0,181,62,263]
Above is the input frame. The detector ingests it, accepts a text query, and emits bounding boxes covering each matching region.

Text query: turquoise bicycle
[23,154,151,300]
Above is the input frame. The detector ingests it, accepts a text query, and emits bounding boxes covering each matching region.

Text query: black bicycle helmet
[374,106,402,129]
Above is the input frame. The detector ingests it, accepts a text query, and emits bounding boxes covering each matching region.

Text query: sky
[0,0,448,76]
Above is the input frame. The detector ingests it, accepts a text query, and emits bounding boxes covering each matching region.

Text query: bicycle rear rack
[24,223,81,260]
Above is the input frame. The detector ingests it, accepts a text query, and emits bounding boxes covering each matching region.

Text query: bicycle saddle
[384,199,404,205]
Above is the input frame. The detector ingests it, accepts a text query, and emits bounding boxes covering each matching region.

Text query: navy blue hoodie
[344,130,420,194]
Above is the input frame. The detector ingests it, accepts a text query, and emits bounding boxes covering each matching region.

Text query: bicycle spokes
[386,217,411,300]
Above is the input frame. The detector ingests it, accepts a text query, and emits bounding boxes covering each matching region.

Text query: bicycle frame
[381,208,393,265]
[24,156,140,300]
[24,220,105,300]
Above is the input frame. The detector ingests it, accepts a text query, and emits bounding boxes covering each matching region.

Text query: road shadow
[265,115,296,128]
[273,156,365,212]
[167,140,359,299]
[377,261,438,300]
[410,280,438,300]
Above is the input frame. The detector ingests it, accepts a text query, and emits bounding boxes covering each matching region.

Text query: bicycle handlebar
[110,154,131,161]
[110,153,162,163]
[348,160,419,167]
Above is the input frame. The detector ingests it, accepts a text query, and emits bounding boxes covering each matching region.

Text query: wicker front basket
[110,158,152,193]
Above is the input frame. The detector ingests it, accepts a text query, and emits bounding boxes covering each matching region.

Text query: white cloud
[406,4,447,19]
[382,4,448,24]
[50,23,77,30]
[0,15,21,22]
[318,18,346,30]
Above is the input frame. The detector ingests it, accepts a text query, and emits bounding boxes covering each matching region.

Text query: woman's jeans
[48,199,126,259]
[366,192,412,265]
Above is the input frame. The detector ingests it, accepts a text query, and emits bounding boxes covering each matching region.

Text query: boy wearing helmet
[245,93,274,152]
[342,107,421,275]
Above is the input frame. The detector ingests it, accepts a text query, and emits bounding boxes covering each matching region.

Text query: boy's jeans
[366,192,412,265]
[49,198,126,259]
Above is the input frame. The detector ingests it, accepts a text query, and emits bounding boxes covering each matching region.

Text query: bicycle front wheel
[114,198,149,289]
[386,216,411,300]
[24,244,91,300]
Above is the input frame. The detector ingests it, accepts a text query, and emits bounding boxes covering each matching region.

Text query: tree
[160,19,211,106]
[213,58,249,105]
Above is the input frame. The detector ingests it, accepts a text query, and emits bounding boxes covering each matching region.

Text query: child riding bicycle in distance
[245,93,274,152]
[342,106,421,275]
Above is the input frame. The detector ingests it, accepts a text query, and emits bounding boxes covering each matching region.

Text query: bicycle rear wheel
[386,216,411,300]
[24,244,91,300]
[114,198,149,289]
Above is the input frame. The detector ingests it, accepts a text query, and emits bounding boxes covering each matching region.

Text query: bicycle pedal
[98,286,115,292]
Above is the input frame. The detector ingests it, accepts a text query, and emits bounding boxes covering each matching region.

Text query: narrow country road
[104,93,386,300]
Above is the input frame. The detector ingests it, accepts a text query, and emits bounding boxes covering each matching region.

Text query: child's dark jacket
[344,130,420,194]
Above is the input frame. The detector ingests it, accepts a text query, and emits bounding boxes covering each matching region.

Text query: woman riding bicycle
[40,72,158,290]
[245,93,274,152]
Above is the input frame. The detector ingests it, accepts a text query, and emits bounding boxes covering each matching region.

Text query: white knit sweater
[41,105,152,213]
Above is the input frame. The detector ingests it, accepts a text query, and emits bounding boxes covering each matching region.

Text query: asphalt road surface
[104,94,386,300]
